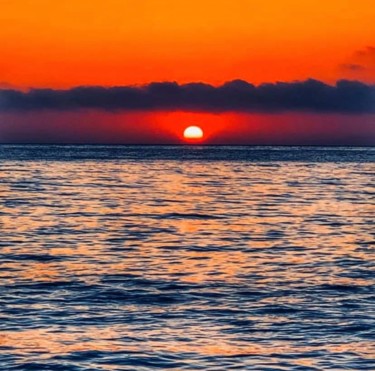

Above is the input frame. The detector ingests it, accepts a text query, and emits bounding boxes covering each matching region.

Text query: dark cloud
[339,63,366,72]
[0,81,22,89]
[0,79,374,114]
[355,46,375,59]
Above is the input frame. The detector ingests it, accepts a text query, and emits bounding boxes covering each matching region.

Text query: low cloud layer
[0,79,374,114]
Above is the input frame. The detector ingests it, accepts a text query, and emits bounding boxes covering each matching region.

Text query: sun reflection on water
[0,154,374,369]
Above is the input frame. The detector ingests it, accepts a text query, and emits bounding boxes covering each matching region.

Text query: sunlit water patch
[0,146,374,370]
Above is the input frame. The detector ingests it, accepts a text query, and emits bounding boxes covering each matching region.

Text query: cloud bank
[0,79,374,114]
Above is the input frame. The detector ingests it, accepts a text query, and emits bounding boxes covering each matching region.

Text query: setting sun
[183,126,204,140]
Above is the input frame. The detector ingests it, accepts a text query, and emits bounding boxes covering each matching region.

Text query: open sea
[0,145,374,371]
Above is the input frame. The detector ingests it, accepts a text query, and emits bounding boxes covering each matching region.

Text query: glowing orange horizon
[1,110,374,146]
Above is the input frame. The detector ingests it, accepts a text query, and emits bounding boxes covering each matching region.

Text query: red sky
[0,0,374,144]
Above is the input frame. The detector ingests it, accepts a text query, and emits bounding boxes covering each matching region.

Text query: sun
[183,126,204,140]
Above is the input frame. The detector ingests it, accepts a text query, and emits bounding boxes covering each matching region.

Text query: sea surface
[0,145,374,370]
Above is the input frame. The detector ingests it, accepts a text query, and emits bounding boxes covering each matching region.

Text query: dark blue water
[0,145,374,370]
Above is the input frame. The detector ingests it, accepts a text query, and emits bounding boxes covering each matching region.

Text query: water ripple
[0,146,374,370]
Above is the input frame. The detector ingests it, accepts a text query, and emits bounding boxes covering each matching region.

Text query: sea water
[0,145,374,370]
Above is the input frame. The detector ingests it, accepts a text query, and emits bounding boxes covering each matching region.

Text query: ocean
[0,145,374,370]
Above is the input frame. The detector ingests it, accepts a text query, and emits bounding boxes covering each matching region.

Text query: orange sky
[1,0,374,88]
